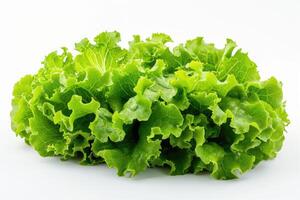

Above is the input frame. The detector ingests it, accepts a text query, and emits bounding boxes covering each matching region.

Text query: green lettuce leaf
[11,31,289,180]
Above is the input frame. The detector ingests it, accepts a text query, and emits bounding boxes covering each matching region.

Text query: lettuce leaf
[11,31,289,180]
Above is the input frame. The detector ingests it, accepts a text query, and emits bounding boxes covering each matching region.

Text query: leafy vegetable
[11,31,289,179]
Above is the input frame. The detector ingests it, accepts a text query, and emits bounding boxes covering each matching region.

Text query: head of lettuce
[11,31,289,179]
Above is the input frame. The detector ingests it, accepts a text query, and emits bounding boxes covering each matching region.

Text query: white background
[0,0,299,199]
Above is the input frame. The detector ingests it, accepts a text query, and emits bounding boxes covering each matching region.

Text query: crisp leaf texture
[11,31,289,180]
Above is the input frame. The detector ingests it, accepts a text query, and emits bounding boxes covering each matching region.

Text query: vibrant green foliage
[11,31,289,179]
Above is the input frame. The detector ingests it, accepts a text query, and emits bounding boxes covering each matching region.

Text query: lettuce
[11,31,289,179]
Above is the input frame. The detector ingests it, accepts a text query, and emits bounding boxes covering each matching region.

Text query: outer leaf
[89,109,125,143]
[29,108,66,156]
[145,102,184,140]
[217,50,260,83]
